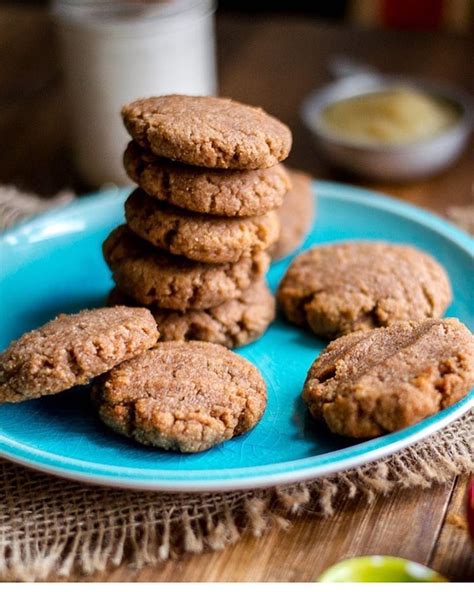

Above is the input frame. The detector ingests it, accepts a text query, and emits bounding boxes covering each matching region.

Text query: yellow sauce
[320,88,459,145]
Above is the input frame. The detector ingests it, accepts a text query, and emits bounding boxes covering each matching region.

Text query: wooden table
[1,7,473,582]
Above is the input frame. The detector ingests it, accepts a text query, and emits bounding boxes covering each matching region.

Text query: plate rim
[0,180,472,492]
[0,396,472,492]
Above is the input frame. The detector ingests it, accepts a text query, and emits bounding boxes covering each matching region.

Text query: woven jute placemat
[0,186,473,581]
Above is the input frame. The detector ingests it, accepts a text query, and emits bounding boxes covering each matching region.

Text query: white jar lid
[52,0,216,25]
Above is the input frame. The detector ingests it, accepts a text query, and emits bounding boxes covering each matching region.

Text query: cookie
[103,225,270,310]
[277,241,452,338]
[124,141,290,217]
[124,189,280,264]
[0,307,159,403]
[92,341,267,452]
[271,168,315,260]
[108,278,276,348]
[121,95,292,169]
[302,318,474,438]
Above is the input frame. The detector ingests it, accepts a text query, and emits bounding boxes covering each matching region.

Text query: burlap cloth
[0,186,473,581]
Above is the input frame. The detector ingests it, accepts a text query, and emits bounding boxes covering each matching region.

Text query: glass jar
[53,0,217,186]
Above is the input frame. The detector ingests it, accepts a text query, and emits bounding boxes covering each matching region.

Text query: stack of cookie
[104,95,292,348]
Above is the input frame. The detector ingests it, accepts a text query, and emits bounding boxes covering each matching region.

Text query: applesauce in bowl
[319,88,460,146]
[302,75,472,181]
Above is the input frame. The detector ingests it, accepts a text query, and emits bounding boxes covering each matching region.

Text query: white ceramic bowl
[301,74,473,181]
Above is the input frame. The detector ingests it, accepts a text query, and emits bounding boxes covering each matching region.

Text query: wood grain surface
[0,6,472,583]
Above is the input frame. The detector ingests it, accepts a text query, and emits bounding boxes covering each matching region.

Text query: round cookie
[271,168,315,260]
[277,241,452,338]
[302,318,474,438]
[121,95,292,169]
[125,188,280,264]
[0,307,159,403]
[103,225,270,310]
[92,341,267,452]
[124,141,290,217]
[108,278,276,348]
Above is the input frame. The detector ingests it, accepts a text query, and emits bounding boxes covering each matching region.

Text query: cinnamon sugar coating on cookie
[108,279,276,348]
[103,226,270,311]
[278,241,452,338]
[125,189,280,264]
[271,168,315,260]
[92,341,267,452]
[302,318,474,438]
[124,142,290,216]
[122,95,292,169]
[0,307,159,403]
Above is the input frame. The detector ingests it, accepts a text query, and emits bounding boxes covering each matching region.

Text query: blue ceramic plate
[0,181,472,491]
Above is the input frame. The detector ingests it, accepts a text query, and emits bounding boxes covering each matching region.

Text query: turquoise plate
[0,181,472,491]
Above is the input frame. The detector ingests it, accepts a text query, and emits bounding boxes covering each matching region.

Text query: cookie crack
[351,299,386,331]
[161,220,181,250]
[421,283,436,316]
[188,282,204,309]
[160,169,172,199]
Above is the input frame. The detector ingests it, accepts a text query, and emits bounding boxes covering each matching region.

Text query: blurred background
[0,0,472,215]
